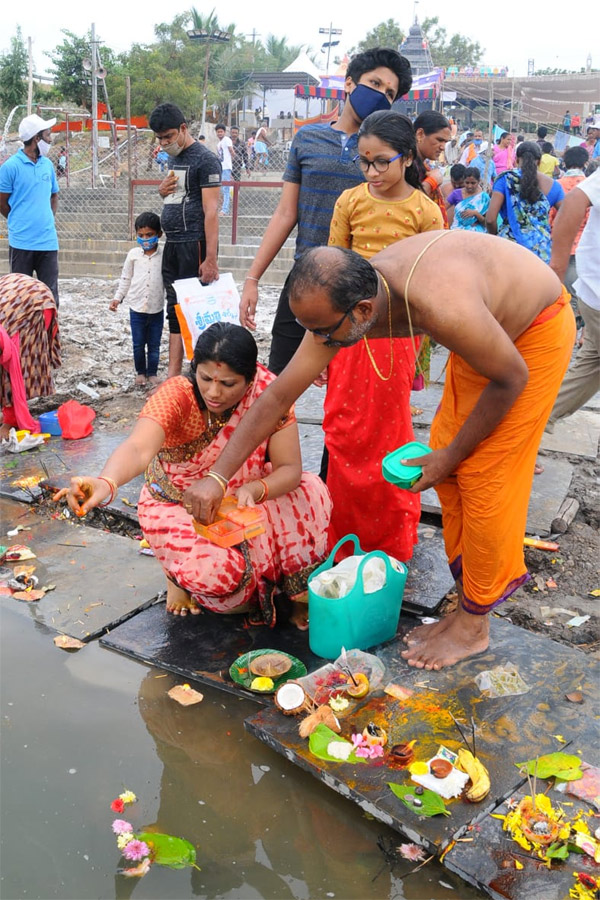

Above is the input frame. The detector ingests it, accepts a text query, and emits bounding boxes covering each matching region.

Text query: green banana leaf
[137,832,197,869]
[388,782,451,817]
[515,752,582,781]
[308,724,366,764]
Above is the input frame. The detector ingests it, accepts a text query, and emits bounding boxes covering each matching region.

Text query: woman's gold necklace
[363,273,394,381]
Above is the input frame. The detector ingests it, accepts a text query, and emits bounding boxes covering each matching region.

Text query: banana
[458,748,491,802]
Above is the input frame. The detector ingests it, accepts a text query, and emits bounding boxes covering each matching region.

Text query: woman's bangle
[98,476,118,507]
[245,275,259,282]
[208,468,228,489]
[256,478,269,503]
[205,471,227,493]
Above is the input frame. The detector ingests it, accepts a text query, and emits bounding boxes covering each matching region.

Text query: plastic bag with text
[174,273,241,360]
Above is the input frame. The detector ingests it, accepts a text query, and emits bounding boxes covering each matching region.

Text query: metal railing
[130,178,287,245]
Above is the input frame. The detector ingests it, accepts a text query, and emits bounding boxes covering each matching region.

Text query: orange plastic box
[193,497,265,548]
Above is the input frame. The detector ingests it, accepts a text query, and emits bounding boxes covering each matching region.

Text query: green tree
[421,17,483,68]
[0,26,28,113]
[350,20,405,55]
[46,30,117,110]
[260,35,304,70]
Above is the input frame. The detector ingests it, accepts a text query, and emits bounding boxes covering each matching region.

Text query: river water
[0,603,484,900]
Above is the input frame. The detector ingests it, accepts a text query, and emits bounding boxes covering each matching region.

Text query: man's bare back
[372,231,562,344]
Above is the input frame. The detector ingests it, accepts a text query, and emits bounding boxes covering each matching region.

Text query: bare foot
[534,463,544,475]
[148,375,161,387]
[0,423,12,440]
[401,607,489,670]
[135,374,147,386]
[166,579,199,616]
[410,405,424,416]
[290,599,309,631]
[402,617,444,646]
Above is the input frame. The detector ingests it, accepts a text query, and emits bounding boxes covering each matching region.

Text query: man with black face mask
[0,114,60,305]
[239,48,412,374]
[149,102,222,378]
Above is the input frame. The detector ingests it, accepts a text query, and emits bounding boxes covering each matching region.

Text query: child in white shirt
[110,212,165,386]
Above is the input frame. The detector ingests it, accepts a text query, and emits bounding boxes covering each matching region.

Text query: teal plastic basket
[308,534,408,659]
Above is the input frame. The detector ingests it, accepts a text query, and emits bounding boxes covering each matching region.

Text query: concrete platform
[0,433,144,522]
[444,788,599,900]
[1,497,161,640]
[245,617,598,855]
[540,409,600,459]
[100,600,325,700]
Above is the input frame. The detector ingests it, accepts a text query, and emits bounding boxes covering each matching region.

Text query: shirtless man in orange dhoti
[185,231,575,669]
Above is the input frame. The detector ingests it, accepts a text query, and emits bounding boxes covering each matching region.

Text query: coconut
[274,681,308,715]
[298,705,341,738]
[250,653,292,678]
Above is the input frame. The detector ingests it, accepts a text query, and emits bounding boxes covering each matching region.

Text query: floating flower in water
[112,819,134,835]
[109,789,198,879]
[398,843,425,862]
[121,858,152,878]
[122,839,150,861]
[117,833,134,850]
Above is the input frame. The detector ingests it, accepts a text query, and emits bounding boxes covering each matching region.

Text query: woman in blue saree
[449,167,490,232]
[486,141,563,262]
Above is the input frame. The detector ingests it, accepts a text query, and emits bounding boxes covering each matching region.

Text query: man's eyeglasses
[296,301,361,341]
[353,153,402,174]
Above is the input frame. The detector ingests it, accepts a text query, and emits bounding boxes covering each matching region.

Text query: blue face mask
[474,139,482,146]
[137,235,159,250]
[348,83,392,121]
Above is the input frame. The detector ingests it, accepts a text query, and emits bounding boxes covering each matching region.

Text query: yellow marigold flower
[117,833,135,850]
[573,819,591,835]
[119,790,137,805]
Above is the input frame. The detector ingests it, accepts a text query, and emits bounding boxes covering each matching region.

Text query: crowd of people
[1,50,598,670]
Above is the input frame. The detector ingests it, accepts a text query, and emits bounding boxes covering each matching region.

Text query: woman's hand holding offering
[52,476,112,516]
[183,476,225,523]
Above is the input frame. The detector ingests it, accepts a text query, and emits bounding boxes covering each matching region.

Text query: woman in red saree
[55,323,331,627]
[325,111,442,560]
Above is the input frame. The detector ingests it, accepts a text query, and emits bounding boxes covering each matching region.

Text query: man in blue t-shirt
[0,114,60,304]
[239,47,413,374]
[149,103,222,378]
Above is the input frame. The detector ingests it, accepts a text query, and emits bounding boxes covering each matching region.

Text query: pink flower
[368,744,384,759]
[398,843,425,862]
[351,733,367,749]
[111,798,125,813]
[355,746,371,758]
[121,858,152,878]
[112,819,134,835]
[122,839,150,861]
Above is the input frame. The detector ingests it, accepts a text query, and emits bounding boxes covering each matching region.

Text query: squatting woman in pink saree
[54,323,331,628]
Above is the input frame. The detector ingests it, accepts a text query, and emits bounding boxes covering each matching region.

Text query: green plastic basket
[308,534,408,659]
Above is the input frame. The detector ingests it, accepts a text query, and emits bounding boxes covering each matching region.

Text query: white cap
[18,114,57,142]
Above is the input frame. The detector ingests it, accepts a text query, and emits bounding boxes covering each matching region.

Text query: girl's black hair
[463,166,481,181]
[516,141,542,202]
[497,132,509,144]
[358,110,422,191]
[190,322,257,389]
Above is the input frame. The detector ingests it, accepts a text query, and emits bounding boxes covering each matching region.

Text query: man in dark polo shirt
[149,103,222,377]
[239,47,412,374]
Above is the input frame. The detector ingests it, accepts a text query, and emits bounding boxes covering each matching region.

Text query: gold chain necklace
[363,272,394,381]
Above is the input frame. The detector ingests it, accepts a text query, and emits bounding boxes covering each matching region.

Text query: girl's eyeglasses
[353,152,403,174]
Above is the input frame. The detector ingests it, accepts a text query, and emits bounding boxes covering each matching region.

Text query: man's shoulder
[293,122,339,143]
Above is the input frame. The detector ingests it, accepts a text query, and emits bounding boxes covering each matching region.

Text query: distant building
[399,18,434,77]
